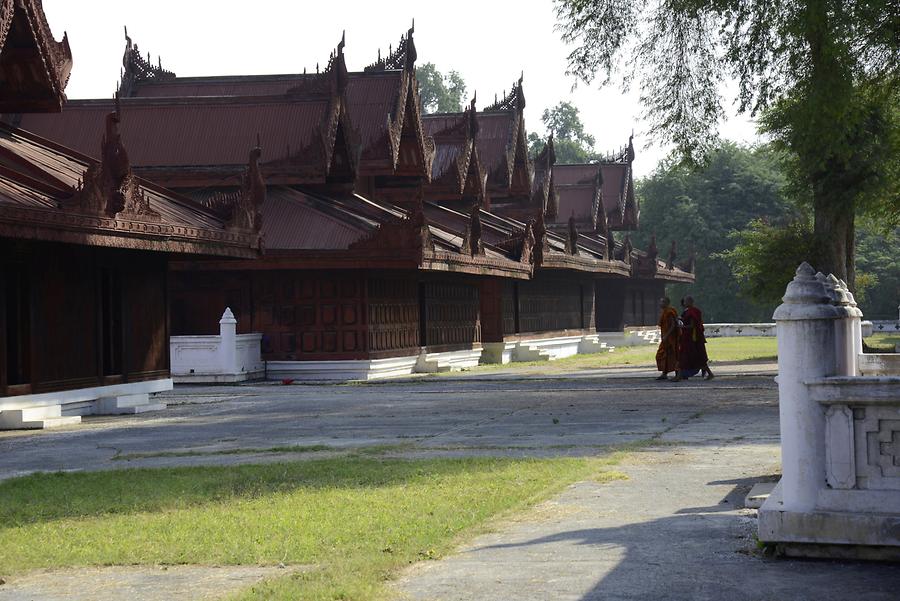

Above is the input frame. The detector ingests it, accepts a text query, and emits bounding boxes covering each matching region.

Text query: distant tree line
[635,143,900,322]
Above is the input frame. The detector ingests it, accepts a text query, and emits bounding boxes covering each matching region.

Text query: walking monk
[678,296,714,380]
[655,297,679,380]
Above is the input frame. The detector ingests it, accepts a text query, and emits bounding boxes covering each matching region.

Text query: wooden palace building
[0,1,260,427]
[9,22,694,382]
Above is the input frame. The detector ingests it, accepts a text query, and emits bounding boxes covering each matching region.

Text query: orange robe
[656,306,679,373]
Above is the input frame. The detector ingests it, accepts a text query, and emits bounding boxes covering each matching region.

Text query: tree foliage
[416,63,467,114]
[528,101,599,163]
[555,0,900,285]
[634,143,795,321]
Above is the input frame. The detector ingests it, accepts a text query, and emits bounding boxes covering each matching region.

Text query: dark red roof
[475,111,517,186]
[125,70,408,166]
[0,124,259,257]
[16,96,330,170]
[422,113,468,184]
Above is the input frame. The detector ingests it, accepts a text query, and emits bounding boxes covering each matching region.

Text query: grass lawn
[865,333,900,352]
[0,456,625,600]
[436,336,778,375]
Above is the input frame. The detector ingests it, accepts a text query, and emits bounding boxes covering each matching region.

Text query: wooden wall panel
[517,277,584,334]
[422,278,481,349]
[170,272,252,335]
[2,240,171,398]
[367,276,419,355]
[254,271,369,360]
[124,261,168,379]
[30,247,98,391]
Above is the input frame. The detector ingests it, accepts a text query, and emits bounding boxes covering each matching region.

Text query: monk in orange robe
[656,297,679,380]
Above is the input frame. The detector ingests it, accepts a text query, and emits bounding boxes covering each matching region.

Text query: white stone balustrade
[170,308,265,383]
[758,263,900,559]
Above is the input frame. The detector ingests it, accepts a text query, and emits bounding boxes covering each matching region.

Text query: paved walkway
[2,363,898,600]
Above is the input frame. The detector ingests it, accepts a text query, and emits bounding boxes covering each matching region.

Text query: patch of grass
[113,445,337,461]
[864,333,900,353]
[431,336,777,376]
[0,456,623,600]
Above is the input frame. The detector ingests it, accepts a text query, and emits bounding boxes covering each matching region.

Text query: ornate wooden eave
[600,134,638,230]
[118,26,175,98]
[483,74,531,200]
[532,136,557,217]
[421,248,532,280]
[282,34,360,182]
[460,204,484,257]
[0,110,260,257]
[0,202,259,258]
[203,144,267,233]
[65,101,161,221]
[348,202,433,260]
[0,0,73,112]
[591,166,605,234]
[389,69,434,180]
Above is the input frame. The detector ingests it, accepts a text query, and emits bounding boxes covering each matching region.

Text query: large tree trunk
[813,197,855,289]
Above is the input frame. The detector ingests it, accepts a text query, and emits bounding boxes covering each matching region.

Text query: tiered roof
[6,17,691,282]
[0,0,72,112]
[0,1,258,258]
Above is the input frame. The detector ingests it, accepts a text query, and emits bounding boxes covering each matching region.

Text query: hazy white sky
[43,0,759,178]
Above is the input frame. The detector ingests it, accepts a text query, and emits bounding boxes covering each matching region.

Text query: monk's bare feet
[672,373,683,382]
[705,371,715,380]
[656,374,669,381]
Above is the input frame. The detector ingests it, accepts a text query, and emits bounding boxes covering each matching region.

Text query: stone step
[0,406,82,430]
[744,482,777,509]
[95,394,167,416]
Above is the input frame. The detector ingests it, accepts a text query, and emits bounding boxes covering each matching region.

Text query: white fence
[758,266,900,558]
[170,308,265,383]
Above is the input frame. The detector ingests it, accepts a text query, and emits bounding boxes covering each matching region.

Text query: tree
[416,63,467,114]
[528,101,599,163]
[635,143,795,322]
[555,0,900,287]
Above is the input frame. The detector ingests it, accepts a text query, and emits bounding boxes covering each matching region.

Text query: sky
[43,0,760,178]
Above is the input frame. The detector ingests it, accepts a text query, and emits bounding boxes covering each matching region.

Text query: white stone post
[841,280,864,358]
[773,263,839,512]
[820,274,855,377]
[219,308,238,374]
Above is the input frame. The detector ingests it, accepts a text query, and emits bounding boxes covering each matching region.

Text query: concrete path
[2,363,897,600]
[395,444,900,601]
[0,368,776,480]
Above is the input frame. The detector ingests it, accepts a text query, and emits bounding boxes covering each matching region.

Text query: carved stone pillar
[219,307,238,374]
[773,263,839,512]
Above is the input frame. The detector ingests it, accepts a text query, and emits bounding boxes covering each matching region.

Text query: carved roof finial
[364,24,417,72]
[566,213,579,256]
[666,239,677,270]
[119,26,175,97]
[647,233,658,260]
[485,74,526,112]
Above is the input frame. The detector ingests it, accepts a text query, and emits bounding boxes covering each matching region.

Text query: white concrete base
[759,481,900,550]
[578,334,614,354]
[596,330,658,348]
[514,335,584,361]
[858,353,900,376]
[0,379,172,430]
[416,348,483,373]
[267,355,420,381]
[172,369,265,384]
[170,329,265,384]
[94,393,167,415]
[481,342,518,365]
[0,405,82,430]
